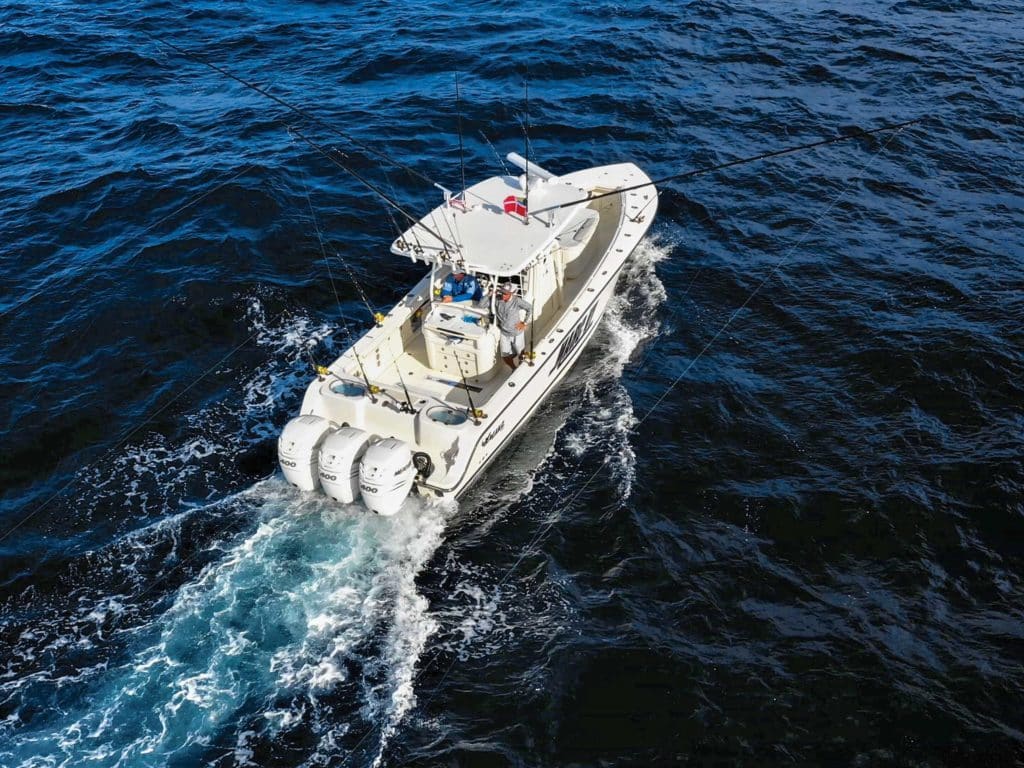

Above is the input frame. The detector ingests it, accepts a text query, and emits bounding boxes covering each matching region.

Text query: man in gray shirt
[495,282,532,370]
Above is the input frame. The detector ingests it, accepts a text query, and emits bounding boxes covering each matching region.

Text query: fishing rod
[327,245,416,414]
[382,166,428,256]
[480,129,511,175]
[144,32,439,190]
[287,125,455,251]
[390,365,416,414]
[523,76,530,224]
[534,118,923,213]
[452,349,483,425]
[527,302,536,366]
[332,246,384,328]
[303,182,381,403]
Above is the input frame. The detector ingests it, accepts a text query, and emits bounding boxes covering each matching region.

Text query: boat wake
[430,237,670,667]
[1,482,453,767]
[0,297,455,767]
[565,234,669,498]
[0,239,667,767]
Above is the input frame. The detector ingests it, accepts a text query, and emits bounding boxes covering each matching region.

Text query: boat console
[421,302,499,383]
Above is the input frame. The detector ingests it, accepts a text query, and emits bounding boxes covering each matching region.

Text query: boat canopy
[389,172,593,275]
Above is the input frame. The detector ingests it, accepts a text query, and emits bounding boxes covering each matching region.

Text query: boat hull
[426,240,636,501]
[279,161,657,512]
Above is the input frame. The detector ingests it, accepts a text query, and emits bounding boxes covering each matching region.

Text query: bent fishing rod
[534,117,923,213]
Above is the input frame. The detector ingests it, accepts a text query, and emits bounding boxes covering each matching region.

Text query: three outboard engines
[278,416,416,515]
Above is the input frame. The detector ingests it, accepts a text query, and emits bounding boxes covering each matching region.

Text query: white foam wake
[436,236,671,666]
[0,242,668,765]
[560,235,669,497]
[0,479,454,768]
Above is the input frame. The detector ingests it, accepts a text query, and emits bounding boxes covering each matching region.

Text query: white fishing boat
[278,152,657,514]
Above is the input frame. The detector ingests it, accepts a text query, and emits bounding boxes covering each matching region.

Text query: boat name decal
[552,305,598,372]
[481,420,506,448]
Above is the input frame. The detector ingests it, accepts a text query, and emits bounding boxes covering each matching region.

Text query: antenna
[523,75,530,225]
[455,71,466,197]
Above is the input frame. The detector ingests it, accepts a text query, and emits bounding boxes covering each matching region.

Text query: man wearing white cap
[494,282,532,370]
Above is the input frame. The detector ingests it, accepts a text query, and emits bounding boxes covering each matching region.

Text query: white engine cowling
[317,427,377,504]
[359,438,415,516]
[278,415,334,491]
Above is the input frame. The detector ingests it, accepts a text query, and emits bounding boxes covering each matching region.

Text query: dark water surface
[2,1,1023,766]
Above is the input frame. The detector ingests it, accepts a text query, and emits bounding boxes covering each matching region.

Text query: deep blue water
[2,1,1023,766]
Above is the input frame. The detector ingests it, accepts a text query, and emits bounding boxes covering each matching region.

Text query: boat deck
[377,334,510,411]
[371,266,598,414]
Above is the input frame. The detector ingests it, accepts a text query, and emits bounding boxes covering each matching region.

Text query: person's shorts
[499,332,525,357]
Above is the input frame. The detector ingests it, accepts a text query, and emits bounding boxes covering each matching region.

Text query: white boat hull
[279,161,657,512]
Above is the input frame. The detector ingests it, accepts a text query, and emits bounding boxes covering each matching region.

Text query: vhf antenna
[455,71,466,197]
[523,75,530,224]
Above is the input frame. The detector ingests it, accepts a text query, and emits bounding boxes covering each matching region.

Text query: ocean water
[1,1,1023,766]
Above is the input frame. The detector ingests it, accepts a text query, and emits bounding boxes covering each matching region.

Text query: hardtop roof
[390,172,591,275]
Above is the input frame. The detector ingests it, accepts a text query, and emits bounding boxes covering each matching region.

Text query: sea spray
[560,236,670,497]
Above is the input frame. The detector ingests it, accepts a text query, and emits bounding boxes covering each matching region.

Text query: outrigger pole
[288,125,455,250]
[144,33,439,189]
[535,118,923,213]
[455,71,467,198]
[146,33,456,251]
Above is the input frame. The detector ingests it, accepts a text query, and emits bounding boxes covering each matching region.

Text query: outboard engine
[278,415,334,491]
[317,427,377,504]
[358,438,415,516]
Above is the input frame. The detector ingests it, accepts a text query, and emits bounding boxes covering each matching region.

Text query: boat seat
[557,209,599,279]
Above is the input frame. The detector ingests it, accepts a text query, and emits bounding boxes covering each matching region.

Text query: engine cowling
[317,427,376,504]
[278,415,334,491]
[359,438,415,516]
